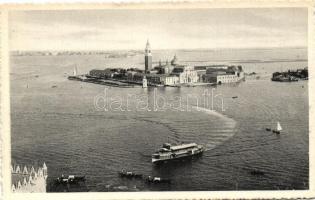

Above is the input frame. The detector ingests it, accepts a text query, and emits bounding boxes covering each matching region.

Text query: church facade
[142,40,199,85]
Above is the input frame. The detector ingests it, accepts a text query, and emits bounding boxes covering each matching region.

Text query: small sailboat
[73,65,78,76]
[272,121,282,134]
[68,65,82,81]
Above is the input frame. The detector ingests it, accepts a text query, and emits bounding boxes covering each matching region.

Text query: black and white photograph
[2,3,312,196]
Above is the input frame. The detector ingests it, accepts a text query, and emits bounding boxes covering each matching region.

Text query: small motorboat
[68,175,86,183]
[232,96,238,99]
[265,128,271,131]
[250,170,265,176]
[51,85,57,88]
[146,176,171,184]
[272,130,280,134]
[54,177,68,185]
[118,170,143,179]
[54,175,86,184]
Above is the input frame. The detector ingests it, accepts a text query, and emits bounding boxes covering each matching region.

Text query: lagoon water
[10,47,308,191]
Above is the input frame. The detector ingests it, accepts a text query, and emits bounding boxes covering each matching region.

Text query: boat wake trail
[133,106,237,153]
[192,106,237,151]
[192,106,236,123]
[204,144,217,152]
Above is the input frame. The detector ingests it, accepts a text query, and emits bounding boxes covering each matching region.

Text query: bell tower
[145,40,152,73]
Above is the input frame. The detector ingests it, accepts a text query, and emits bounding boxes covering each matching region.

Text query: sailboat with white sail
[272,121,282,134]
[68,65,84,81]
[73,65,77,76]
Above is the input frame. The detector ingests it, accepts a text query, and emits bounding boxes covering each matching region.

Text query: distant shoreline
[9,46,307,54]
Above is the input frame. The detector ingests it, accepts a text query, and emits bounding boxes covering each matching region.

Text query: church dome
[171,55,178,66]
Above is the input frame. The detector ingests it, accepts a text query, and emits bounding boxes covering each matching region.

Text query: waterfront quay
[68,40,245,87]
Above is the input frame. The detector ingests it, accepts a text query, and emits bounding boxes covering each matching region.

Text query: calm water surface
[10,48,308,191]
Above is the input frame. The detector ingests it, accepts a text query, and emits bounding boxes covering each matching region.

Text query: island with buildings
[271,68,308,82]
[68,40,245,87]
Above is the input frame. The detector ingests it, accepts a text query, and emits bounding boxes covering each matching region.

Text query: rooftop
[170,143,198,151]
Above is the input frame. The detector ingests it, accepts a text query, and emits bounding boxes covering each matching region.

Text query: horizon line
[10,46,307,52]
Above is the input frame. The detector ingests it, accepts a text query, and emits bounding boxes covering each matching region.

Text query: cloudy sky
[9,8,308,51]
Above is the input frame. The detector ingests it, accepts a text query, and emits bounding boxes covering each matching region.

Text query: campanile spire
[145,40,152,73]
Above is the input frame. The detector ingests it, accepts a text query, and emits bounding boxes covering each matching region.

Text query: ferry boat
[151,143,204,163]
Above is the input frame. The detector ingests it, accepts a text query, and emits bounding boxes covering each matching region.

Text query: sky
[9,8,308,51]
